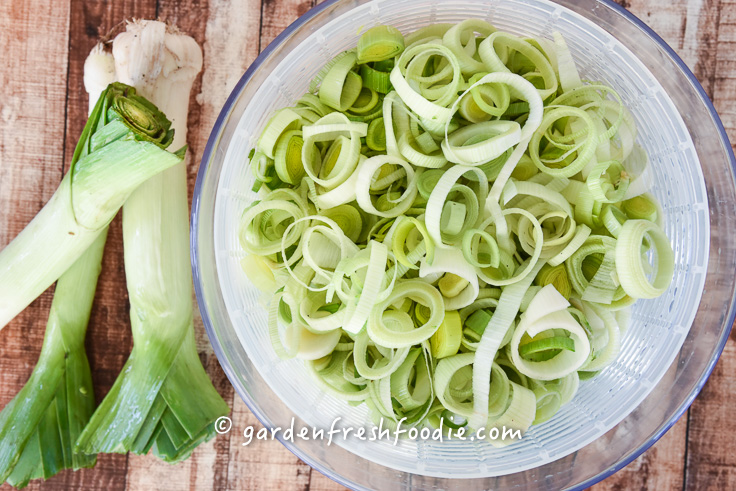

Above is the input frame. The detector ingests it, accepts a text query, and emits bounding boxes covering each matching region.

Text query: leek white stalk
[0,79,183,330]
[77,20,227,461]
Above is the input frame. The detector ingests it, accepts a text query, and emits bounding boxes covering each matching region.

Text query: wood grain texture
[686,334,736,490]
[0,0,734,490]
[67,2,158,490]
[123,0,240,485]
[0,0,71,402]
[684,9,736,491]
[593,418,688,491]
[711,0,736,134]
[0,0,71,488]
[225,399,313,491]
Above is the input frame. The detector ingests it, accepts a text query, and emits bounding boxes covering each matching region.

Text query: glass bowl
[191,0,736,488]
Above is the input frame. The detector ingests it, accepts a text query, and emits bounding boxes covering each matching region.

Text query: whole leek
[0,81,183,329]
[1,46,131,486]
[76,20,228,461]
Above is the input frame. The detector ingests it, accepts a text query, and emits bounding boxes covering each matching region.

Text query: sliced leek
[241,21,675,445]
[357,26,405,64]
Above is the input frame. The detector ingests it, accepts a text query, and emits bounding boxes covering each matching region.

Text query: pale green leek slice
[553,31,582,92]
[391,216,434,269]
[429,310,462,359]
[425,165,488,248]
[368,280,445,348]
[586,159,630,203]
[622,194,658,222]
[257,108,302,159]
[478,32,558,99]
[616,219,674,298]
[274,130,306,184]
[322,204,363,242]
[442,20,495,74]
[529,106,598,178]
[470,260,544,429]
[301,113,367,190]
[486,382,536,447]
[433,353,476,418]
[535,263,572,299]
[509,286,591,381]
[462,228,500,269]
[419,246,479,310]
[353,329,411,380]
[441,121,521,166]
[367,117,387,151]
[390,43,461,123]
[361,63,393,94]
[319,52,363,111]
[355,155,418,218]
[390,348,433,413]
[357,25,405,64]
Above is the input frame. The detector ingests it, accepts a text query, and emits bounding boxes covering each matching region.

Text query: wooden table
[0,0,734,489]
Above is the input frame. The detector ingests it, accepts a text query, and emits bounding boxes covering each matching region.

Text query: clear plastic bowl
[191,0,736,488]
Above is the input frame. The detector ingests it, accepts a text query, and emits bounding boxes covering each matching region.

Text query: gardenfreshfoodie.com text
[215,416,522,446]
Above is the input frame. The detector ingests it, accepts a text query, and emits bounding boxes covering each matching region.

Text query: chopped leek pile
[240,21,674,443]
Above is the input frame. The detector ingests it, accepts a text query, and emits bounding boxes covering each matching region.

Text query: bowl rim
[191,0,736,488]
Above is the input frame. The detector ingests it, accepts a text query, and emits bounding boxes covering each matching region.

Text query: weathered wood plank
[683,7,736,490]
[616,0,703,67]
[260,0,315,48]
[692,0,724,102]
[686,334,736,490]
[0,1,156,490]
[0,0,71,388]
[593,417,688,491]
[225,398,313,490]
[683,0,736,489]
[0,0,71,489]
[0,0,734,489]
[125,0,262,488]
[710,1,736,134]
[63,2,158,490]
